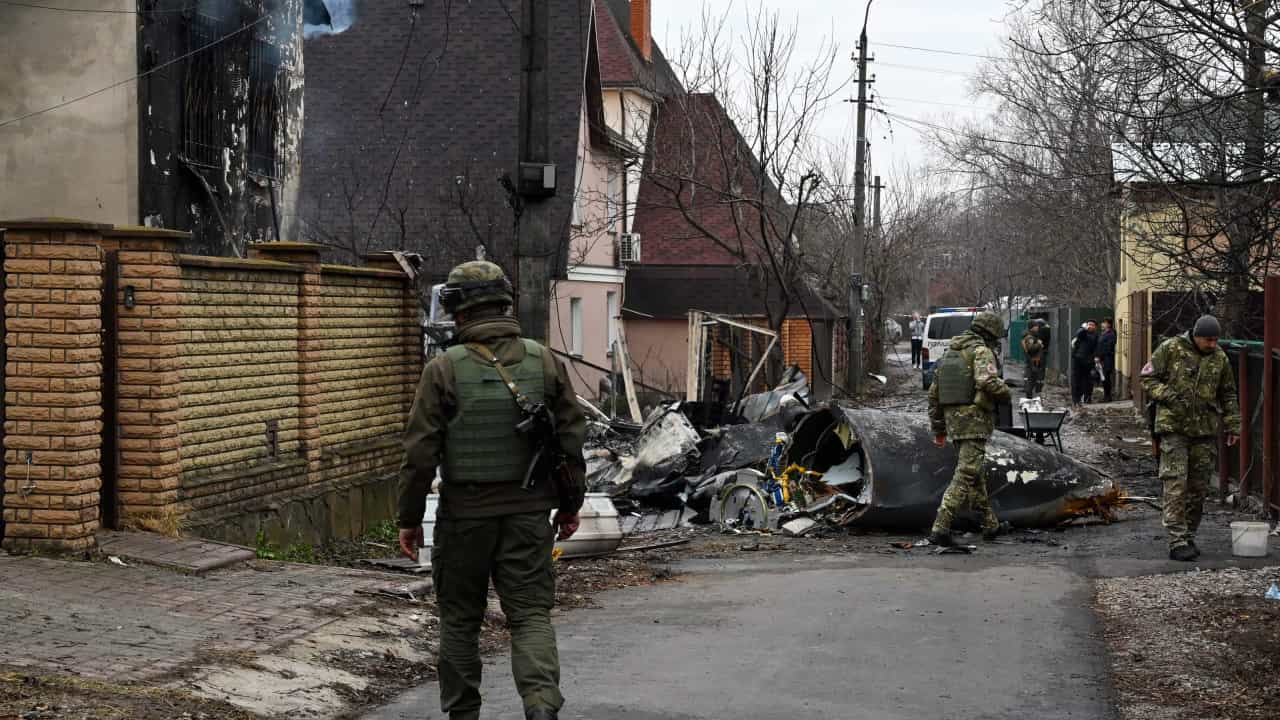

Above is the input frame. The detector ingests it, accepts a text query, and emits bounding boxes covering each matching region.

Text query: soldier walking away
[1071,319,1100,406]
[1141,315,1240,562]
[397,261,588,720]
[1098,318,1117,402]
[927,311,1012,546]
[1020,323,1045,398]
[909,312,926,368]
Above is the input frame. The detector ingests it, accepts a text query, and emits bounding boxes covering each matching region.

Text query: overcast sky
[654,0,1013,181]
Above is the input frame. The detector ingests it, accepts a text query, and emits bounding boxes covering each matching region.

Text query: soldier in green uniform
[397,261,587,720]
[927,311,1011,546]
[1141,315,1240,562]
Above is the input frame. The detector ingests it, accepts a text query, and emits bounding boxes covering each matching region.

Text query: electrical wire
[0,0,191,13]
[0,14,268,130]
[872,41,1002,61]
[876,61,976,77]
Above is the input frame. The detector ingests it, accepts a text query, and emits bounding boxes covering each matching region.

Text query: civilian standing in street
[1071,319,1100,406]
[1140,315,1240,561]
[909,312,926,368]
[1020,323,1045,398]
[397,261,588,720]
[1098,318,1117,402]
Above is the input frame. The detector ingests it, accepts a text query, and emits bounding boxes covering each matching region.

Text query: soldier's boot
[1187,539,1201,559]
[928,531,955,547]
[526,708,558,720]
[1169,544,1197,562]
[982,521,1012,541]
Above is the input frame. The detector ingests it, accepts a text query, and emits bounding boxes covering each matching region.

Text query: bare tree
[639,5,847,386]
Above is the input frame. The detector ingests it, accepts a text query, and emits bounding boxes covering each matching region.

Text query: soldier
[397,261,587,720]
[1020,322,1045,398]
[1141,315,1240,562]
[927,311,1012,546]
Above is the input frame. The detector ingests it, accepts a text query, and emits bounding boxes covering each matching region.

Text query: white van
[921,308,982,388]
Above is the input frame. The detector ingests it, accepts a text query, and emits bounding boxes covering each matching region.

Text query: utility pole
[846,8,874,396]
[871,174,884,241]
[515,0,552,342]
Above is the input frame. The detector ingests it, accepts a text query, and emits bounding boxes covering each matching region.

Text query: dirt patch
[0,668,256,720]
[1097,566,1280,720]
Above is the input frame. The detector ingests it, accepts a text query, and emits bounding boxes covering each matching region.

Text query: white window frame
[606,291,619,354]
[570,297,584,356]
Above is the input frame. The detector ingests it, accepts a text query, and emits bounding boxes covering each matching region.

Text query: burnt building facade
[1,0,305,256]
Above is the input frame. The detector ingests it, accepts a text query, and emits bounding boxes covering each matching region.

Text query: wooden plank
[615,335,643,424]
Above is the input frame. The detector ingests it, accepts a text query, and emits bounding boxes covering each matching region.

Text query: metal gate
[1128,291,1149,408]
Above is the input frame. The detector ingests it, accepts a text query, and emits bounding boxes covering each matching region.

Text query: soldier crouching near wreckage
[1141,315,1240,562]
[396,261,588,720]
[927,311,1011,547]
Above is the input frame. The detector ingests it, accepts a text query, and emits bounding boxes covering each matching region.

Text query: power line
[876,61,975,77]
[0,15,268,130]
[876,94,992,111]
[0,0,191,13]
[872,41,1002,61]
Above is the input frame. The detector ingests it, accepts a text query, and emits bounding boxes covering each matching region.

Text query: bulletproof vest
[935,347,976,406]
[442,340,547,485]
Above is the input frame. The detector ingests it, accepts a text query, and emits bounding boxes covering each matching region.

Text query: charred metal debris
[584,368,1124,536]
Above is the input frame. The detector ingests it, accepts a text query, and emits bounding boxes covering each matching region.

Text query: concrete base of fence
[185,472,399,549]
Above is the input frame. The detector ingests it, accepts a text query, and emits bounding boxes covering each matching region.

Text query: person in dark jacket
[397,261,587,720]
[1070,319,1100,406]
[1098,318,1117,402]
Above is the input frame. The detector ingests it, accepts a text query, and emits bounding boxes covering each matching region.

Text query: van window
[927,315,973,339]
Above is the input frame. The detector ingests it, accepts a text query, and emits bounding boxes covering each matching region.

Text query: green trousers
[432,510,562,719]
[1159,433,1217,550]
[932,438,999,535]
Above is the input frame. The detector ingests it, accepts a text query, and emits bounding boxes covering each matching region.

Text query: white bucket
[1230,521,1270,558]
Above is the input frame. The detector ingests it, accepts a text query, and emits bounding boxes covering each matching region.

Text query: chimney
[629,0,652,62]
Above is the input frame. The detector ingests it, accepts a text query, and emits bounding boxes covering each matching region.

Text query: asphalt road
[366,553,1117,720]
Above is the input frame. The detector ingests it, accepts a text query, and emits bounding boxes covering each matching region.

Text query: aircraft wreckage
[588,403,1120,531]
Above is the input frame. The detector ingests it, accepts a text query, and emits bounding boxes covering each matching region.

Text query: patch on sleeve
[1140,360,1154,377]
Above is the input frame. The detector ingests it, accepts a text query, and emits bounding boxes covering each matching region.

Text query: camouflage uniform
[398,261,587,720]
[928,313,1011,537]
[1141,332,1240,551]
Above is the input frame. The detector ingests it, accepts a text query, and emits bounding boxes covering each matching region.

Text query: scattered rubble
[582,369,1123,537]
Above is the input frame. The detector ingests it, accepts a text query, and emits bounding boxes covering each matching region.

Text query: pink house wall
[548,97,625,400]
[625,318,689,396]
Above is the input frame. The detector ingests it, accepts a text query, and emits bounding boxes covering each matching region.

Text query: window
[606,164,622,234]
[927,315,973,339]
[570,298,583,356]
[606,291,619,354]
[183,9,283,178]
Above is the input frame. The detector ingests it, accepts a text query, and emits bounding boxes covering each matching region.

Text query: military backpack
[935,347,976,406]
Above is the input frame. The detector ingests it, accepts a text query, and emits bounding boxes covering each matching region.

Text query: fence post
[1264,276,1280,521]
[1235,347,1251,499]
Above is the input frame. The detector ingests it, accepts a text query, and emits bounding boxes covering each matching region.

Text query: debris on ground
[1098,565,1280,720]
[583,363,1127,540]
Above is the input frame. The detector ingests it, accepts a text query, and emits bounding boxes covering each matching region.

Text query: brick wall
[310,265,418,488]
[0,222,423,552]
[175,257,304,519]
[2,222,105,552]
[781,318,813,379]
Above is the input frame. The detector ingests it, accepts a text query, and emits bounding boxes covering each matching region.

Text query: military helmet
[970,311,1005,340]
[440,261,513,313]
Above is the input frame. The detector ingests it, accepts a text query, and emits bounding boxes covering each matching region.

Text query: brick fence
[1,220,422,552]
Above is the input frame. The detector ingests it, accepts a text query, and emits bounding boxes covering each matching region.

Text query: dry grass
[118,505,185,537]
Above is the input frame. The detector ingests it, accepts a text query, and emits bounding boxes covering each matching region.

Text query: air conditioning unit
[618,232,641,264]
